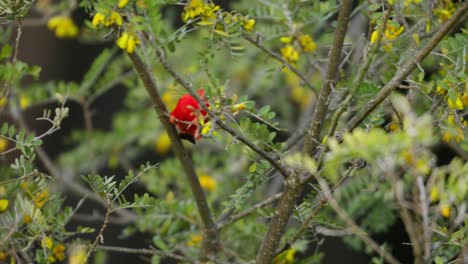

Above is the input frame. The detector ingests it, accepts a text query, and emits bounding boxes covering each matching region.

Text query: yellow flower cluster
[42,236,66,263]
[280,45,299,64]
[273,248,296,264]
[403,0,422,7]
[0,138,8,152]
[34,190,49,208]
[440,204,451,218]
[48,16,79,39]
[116,31,140,53]
[436,79,468,143]
[242,18,256,32]
[0,97,7,108]
[199,174,217,191]
[92,11,123,27]
[370,20,404,51]
[0,251,7,261]
[433,0,456,22]
[279,34,316,65]
[118,0,129,8]
[155,132,171,155]
[0,199,9,213]
[283,68,313,110]
[298,34,317,52]
[186,234,202,247]
[182,0,220,22]
[69,245,87,264]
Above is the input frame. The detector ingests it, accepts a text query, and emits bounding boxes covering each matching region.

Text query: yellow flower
[20,95,30,109]
[118,0,129,8]
[0,97,6,107]
[0,199,9,212]
[186,234,202,247]
[384,22,404,41]
[92,11,123,27]
[23,214,32,224]
[155,132,171,155]
[232,102,247,113]
[280,36,293,44]
[430,187,439,202]
[435,85,446,95]
[273,248,296,264]
[52,244,65,261]
[182,0,220,22]
[434,2,456,22]
[92,13,106,27]
[370,30,379,44]
[165,191,175,203]
[69,245,87,264]
[48,16,79,39]
[20,182,29,191]
[0,138,8,152]
[442,132,451,143]
[162,90,177,110]
[41,236,53,250]
[462,93,468,107]
[404,0,422,7]
[440,204,450,218]
[447,97,463,110]
[116,32,140,53]
[242,18,256,31]
[105,11,123,27]
[0,251,7,261]
[199,174,217,191]
[280,45,299,64]
[291,86,311,110]
[298,34,316,52]
[34,190,49,208]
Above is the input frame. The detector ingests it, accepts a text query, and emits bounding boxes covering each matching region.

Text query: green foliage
[1,0,467,263]
[82,163,159,211]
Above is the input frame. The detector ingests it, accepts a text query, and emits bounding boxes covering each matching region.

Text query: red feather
[169,89,209,141]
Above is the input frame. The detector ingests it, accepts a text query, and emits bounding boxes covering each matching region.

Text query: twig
[81,100,97,174]
[126,51,218,260]
[316,175,401,264]
[216,192,283,228]
[86,206,111,260]
[0,19,22,103]
[243,34,318,94]
[417,176,431,262]
[387,168,423,264]
[97,245,188,261]
[255,1,354,263]
[340,2,468,134]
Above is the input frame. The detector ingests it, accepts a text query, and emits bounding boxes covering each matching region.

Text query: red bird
[169,89,209,143]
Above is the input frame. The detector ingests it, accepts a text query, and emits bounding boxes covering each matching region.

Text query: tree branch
[316,175,401,264]
[302,0,354,158]
[126,52,218,261]
[254,1,354,263]
[340,2,468,134]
